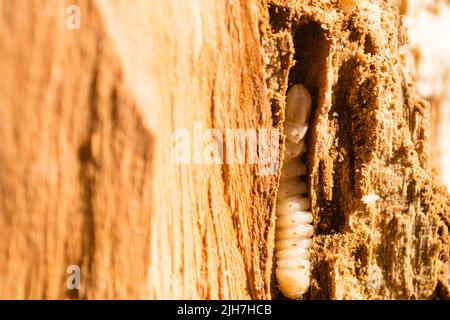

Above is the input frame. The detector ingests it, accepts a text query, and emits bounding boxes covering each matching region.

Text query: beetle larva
[276,84,313,300]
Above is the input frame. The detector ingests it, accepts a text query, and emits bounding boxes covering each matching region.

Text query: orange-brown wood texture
[0,0,276,299]
[0,0,449,300]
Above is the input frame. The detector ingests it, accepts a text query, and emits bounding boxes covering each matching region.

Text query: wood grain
[0,0,449,300]
[0,0,277,299]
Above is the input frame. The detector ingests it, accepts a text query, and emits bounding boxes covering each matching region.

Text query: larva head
[285,84,312,126]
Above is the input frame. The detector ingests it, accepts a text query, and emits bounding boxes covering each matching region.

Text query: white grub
[276,211,313,228]
[284,141,305,160]
[277,259,310,270]
[277,180,307,201]
[280,160,307,182]
[276,238,312,250]
[284,121,308,144]
[362,194,379,204]
[276,224,314,240]
[276,195,310,213]
[276,247,310,260]
[285,84,312,126]
[275,84,314,300]
[276,267,310,299]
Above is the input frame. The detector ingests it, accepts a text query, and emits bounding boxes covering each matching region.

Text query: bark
[0,0,449,300]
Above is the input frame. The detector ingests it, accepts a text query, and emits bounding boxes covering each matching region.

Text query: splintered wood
[264,0,450,299]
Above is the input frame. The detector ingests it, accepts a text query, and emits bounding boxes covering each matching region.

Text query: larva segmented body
[276,84,313,300]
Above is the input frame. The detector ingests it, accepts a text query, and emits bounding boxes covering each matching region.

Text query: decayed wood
[265,0,450,299]
[0,0,449,300]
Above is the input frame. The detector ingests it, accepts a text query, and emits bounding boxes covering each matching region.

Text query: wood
[0,0,276,299]
[268,0,450,299]
[392,0,450,191]
[0,0,448,299]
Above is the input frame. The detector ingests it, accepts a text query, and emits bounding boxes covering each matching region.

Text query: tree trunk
[0,0,449,300]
